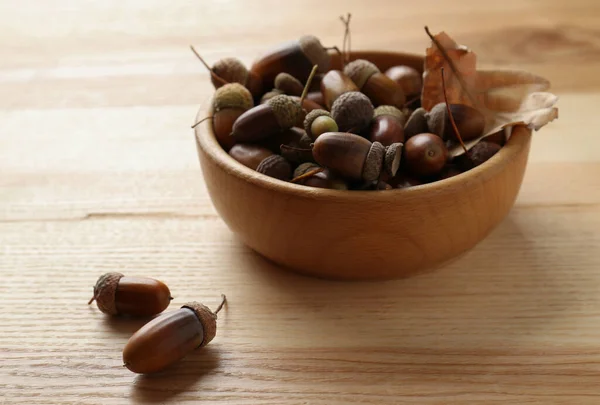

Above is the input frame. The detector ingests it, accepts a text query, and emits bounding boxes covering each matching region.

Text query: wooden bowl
[194,51,532,280]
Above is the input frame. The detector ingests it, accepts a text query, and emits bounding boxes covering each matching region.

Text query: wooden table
[2,1,599,403]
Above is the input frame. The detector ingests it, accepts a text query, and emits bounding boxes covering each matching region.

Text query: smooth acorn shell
[313,132,372,181]
[213,108,244,151]
[404,133,448,177]
[384,65,423,98]
[123,308,203,374]
[229,144,273,170]
[115,277,172,317]
[306,91,324,106]
[231,104,280,142]
[250,40,315,89]
[362,73,406,109]
[320,70,359,109]
[369,115,405,146]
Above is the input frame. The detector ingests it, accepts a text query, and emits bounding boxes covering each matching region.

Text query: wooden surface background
[2,1,600,404]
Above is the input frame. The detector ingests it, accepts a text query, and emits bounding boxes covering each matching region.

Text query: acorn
[404,133,448,177]
[250,35,331,89]
[368,106,406,146]
[330,92,374,133]
[279,132,314,164]
[231,94,303,143]
[260,89,284,104]
[404,107,428,139]
[304,109,338,140]
[256,154,292,181]
[210,57,263,99]
[455,141,502,171]
[122,296,226,374]
[344,59,406,109]
[426,102,485,141]
[274,72,304,96]
[306,91,325,106]
[205,83,253,151]
[320,70,359,109]
[258,126,305,153]
[313,132,402,182]
[384,65,423,98]
[293,163,348,190]
[229,144,274,170]
[88,273,172,317]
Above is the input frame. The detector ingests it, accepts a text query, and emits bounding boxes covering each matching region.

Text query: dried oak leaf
[421,30,559,157]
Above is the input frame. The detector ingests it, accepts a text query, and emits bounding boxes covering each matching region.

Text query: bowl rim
[194,50,532,202]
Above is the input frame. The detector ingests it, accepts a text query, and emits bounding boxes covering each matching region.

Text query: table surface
[2,1,600,404]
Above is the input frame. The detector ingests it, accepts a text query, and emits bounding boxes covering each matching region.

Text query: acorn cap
[256,155,292,181]
[362,141,385,182]
[404,107,429,139]
[344,59,380,89]
[212,57,249,86]
[298,35,331,72]
[182,302,218,348]
[294,162,321,178]
[274,72,304,96]
[425,103,447,139]
[374,105,407,126]
[303,109,332,139]
[267,95,303,129]
[212,83,253,112]
[331,91,374,132]
[91,272,124,315]
[384,143,403,176]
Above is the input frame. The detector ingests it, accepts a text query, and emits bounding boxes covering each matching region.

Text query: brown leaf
[422,29,559,157]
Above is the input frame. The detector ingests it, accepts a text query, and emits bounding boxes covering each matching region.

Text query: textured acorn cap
[404,107,429,139]
[267,95,303,129]
[293,162,321,178]
[384,143,403,176]
[344,59,380,89]
[362,141,385,182]
[260,89,284,104]
[212,83,253,112]
[212,57,249,86]
[91,272,124,315]
[331,91,374,132]
[425,102,447,139]
[374,105,407,126]
[183,302,218,348]
[298,35,331,72]
[303,109,331,139]
[256,155,292,181]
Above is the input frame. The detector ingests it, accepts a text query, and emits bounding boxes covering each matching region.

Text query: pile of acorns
[196,34,503,190]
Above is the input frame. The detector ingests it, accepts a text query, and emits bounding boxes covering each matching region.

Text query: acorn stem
[300,65,319,107]
[440,67,471,160]
[214,294,227,315]
[424,26,479,108]
[339,13,352,65]
[88,294,96,305]
[291,167,324,183]
[189,45,229,87]
[191,115,213,129]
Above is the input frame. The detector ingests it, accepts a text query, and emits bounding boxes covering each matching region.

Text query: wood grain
[1,0,600,403]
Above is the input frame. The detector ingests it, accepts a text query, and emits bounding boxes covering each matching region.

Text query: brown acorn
[258,127,305,153]
[439,164,463,179]
[455,141,502,171]
[274,72,304,96]
[250,35,331,89]
[256,155,292,181]
[229,144,274,170]
[293,163,348,190]
[404,107,429,139]
[260,89,285,104]
[232,95,303,142]
[280,132,314,164]
[384,65,423,98]
[210,57,263,99]
[313,132,402,182]
[202,83,253,151]
[330,92,374,133]
[426,102,485,141]
[88,272,172,317]
[304,109,338,140]
[404,133,448,177]
[320,70,359,109]
[344,59,406,109]
[122,295,226,374]
[368,106,406,146]
[306,91,325,106]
